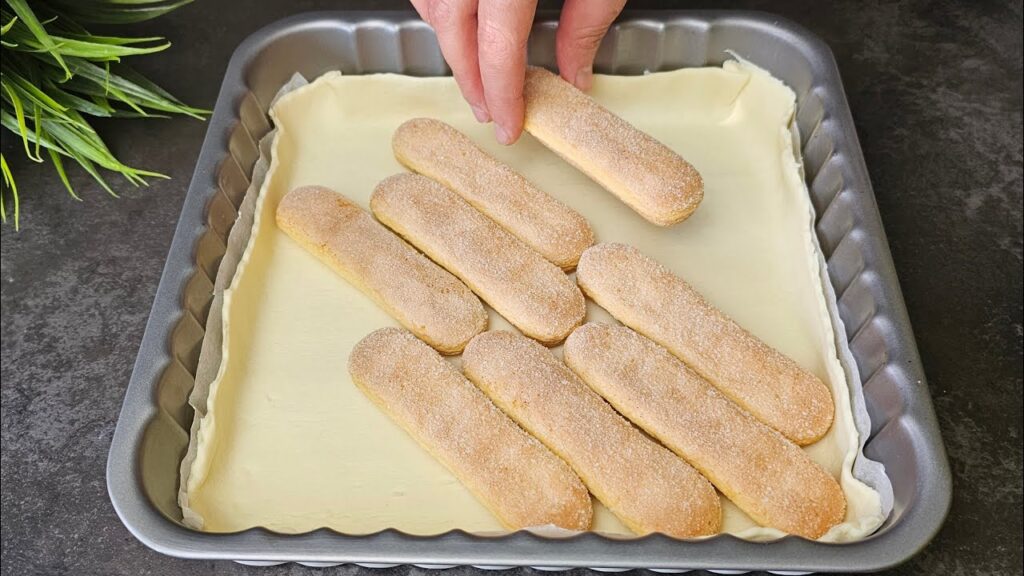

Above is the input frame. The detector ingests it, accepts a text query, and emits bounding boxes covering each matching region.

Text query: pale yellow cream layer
[185,62,884,540]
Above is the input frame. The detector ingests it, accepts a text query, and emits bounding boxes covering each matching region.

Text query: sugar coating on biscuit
[371,174,585,344]
[576,242,834,444]
[276,185,487,354]
[463,330,721,538]
[523,67,703,226]
[349,327,593,531]
[393,118,594,270]
[564,323,846,539]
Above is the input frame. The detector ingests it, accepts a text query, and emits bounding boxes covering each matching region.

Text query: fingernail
[471,103,490,123]
[495,124,513,145]
[574,67,593,91]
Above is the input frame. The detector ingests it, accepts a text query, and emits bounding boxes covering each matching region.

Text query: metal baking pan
[106,10,952,572]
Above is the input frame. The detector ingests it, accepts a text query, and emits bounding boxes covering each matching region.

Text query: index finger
[555,0,626,90]
[412,0,490,123]
[476,0,538,145]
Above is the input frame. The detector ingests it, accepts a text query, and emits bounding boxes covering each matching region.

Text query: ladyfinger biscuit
[371,174,586,345]
[576,243,834,445]
[523,66,703,227]
[393,118,594,270]
[349,328,592,531]
[276,186,487,354]
[462,331,721,538]
[564,324,845,539]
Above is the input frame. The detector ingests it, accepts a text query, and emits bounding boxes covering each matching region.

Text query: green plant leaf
[5,0,71,78]
[43,116,167,181]
[1,20,171,60]
[0,77,43,161]
[0,161,7,224]
[64,146,116,196]
[60,33,167,46]
[27,35,170,60]
[1,15,17,34]
[0,153,17,228]
[0,109,64,152]
[63,36,170,58]
[61,57,207,117]
[45,0,195,25]
[48,147,80,200]
[43,79,112,116]
[1,0,204,227]
[5,67,71,117]
[32,102,42,159]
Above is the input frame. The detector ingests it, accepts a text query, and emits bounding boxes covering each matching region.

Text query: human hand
[410,0,627,145]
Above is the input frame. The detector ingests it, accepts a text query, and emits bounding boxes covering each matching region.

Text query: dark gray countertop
[1,1,1021,575]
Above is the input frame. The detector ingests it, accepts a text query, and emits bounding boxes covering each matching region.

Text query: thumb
[555,0,626,91]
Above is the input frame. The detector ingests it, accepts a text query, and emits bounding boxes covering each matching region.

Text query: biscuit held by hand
[523,66,703,226]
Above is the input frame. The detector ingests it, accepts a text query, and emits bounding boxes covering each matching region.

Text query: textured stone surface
[1,1,1020,575]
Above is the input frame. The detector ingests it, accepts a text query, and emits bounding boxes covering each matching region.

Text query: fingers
[555,0,626,91]
[415,0,491,123]
[477,0,537,144]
